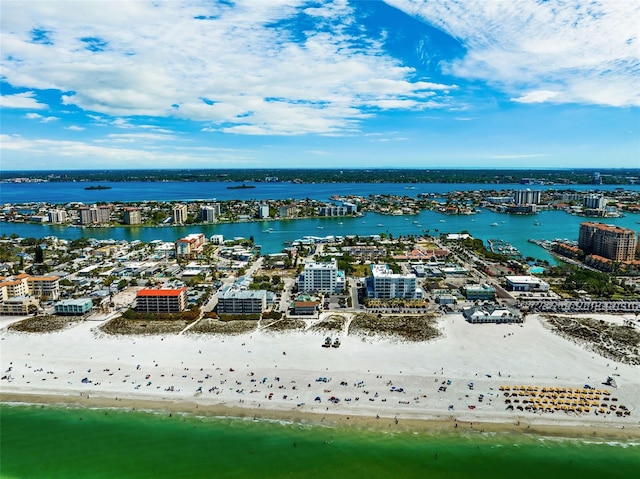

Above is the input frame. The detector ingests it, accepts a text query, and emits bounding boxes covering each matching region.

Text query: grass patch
[261,318,306,332]
[349,313,441,342]
[9,315,82,333]
[309,315,347,333]
[542,315,640,366]
[188,318,258,335]
[100,317,192,335]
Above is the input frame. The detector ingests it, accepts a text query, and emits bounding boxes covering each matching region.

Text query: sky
[1,0,639,171]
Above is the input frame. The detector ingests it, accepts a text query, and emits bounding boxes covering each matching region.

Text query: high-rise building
[200,205,217,223]
[78,205,111,225]
[172,204,188,224]
[368,264,423,299]
[583,194,606,210]
[299,259,345,293]
[123,207,142,225]
[578,222,637,261]
[48,209,67,223]
[258,203,270,219]
[513,189,541,205]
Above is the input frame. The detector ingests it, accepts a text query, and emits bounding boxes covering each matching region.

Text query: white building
[200,205,217,223]
[48,209,67,223]
[217,286,267,314]
[368,264,423,299]
[505,275,550,292]
[299,258,345,293]
[583,194,606,210]
[513,189,541,205]
[258,203,270,219]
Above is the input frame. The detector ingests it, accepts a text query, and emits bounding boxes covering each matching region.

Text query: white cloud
[23,112,58,122]
[65,125,85,131]
[0,0,456,135]
[511,90,560,104]
[0,133,256,168]
[386,0,640,107]
[0,91,47,109]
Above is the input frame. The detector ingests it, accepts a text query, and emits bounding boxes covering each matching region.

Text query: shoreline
[3,313,639,443]
[5,386,635,437]
[3,391,639,441]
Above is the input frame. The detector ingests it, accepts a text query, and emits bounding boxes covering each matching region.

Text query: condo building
[513,189,541,205]
[48,209,67,224]
[299,258,345,293]
[135,287,187,313]
[172,204,188,224]
[578,222,637,262]
[217,286,267,314]
[123,207,142,225]
[368,264,423,299]
[79,205,111,225]
[200,205,217,223]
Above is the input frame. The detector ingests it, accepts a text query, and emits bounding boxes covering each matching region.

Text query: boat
[534,220,541,226]
[226,183,255,190]
[338,222,343,225]
[491,222,499,226]
[317,226,324,229]
[377,223,384,227]
[84,185,111,190]
[439,219,446,223]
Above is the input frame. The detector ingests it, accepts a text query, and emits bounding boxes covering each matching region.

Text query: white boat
[377,223,384,227]
[491,222,499,226]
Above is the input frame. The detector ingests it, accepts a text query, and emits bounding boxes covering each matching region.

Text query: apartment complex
[123,207,142,225]
[368,264,423,299]
[217,286,267,314]
[172,204,188,224]
[0,274,60,301]
[299,258,345,293]
[79,205,111,225]
[278,204,297,218]
[48,209,67,223]
[135,287,187,313]
[578,222,637,262]
[513,189,541,205]
[200,205,217,223]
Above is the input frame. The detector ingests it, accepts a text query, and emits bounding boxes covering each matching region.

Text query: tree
[34,245,44,264]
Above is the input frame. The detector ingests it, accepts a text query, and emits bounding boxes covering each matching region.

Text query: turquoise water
[1,405,638,479]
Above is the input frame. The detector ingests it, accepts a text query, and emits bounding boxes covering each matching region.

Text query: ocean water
[1,405,638,479]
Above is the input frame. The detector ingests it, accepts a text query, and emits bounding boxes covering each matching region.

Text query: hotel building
[578,222,637,262]
[175,233,206,259]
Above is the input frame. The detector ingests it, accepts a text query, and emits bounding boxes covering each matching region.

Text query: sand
[1,313,639,439]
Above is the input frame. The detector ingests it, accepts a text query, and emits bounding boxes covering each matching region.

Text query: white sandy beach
[1,313,639,437]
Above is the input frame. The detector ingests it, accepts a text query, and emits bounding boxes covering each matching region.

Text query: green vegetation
[349,313,440,342]
[5,168,639,185]
[543,315,640,365]
[547,265,620,298]
[188,318,258,335]
[9,315,82,333]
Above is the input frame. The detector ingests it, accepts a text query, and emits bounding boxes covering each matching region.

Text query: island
[226,183,256,190]
[84,185,112,190]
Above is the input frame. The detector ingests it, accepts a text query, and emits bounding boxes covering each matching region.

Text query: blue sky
[1,0,638,171]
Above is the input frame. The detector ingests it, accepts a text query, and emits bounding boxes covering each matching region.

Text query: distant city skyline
[1,0,638,171]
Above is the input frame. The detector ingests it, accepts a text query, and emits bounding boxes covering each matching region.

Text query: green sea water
[1,405,638,479]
